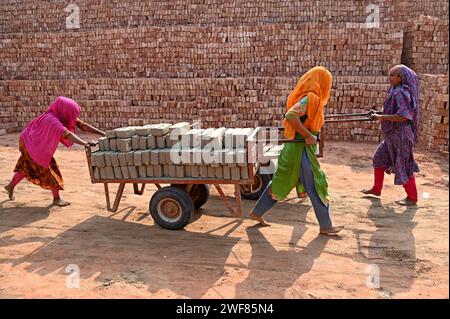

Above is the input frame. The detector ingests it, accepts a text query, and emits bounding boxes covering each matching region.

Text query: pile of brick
[418,74,449,152]
[5,74,448,146]
[325,77,390,143]
[0,1,448,152]
[0,23,403,80]
[402,15,449,75]
[1,76,392,143]
[0,0,447,33]
[0,83,17,135]
[387,2,449,23]
[90,122,253,180]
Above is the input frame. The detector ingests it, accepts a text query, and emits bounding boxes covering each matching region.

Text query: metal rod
[326,113,370,118]
[214,184,237,216]
[104,183,111,211]
[133,183,146,195]
[234,184,243,218]
[325,110,381,118]
[112,183,126,212]
[325,118,374,123]
[105,183,126,213]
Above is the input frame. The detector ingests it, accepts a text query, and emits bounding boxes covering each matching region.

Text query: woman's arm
[285,97,317,145]
[286,117,317,145]
[76,120,106,136]
[66,132,88,146]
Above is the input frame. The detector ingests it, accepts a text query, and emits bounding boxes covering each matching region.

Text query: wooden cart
[84,127,264,230]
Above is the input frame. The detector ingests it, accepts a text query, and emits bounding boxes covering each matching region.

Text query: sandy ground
[0,132,448,299]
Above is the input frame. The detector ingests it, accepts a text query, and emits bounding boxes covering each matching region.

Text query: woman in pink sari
[4,96,105,206]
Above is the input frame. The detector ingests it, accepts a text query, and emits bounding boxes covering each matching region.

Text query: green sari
[270,132,330,205]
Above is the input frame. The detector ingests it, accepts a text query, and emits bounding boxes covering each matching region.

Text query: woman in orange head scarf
[284,66,332,139]
[249,66,344,235]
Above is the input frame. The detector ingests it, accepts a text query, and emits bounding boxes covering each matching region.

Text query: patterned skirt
[13,139,64,190]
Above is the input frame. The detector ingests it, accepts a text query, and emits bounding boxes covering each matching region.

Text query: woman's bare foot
[320,225,344,236]
[52,198,71,207]
[250,212,271,227]
[361,188,381,196]
[4,185,15,200]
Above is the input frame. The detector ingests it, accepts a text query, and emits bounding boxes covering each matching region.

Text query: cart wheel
[240,172,271,200]
[170,184,210,209]
[149,186,194,230]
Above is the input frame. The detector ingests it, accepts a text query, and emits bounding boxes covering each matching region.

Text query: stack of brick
[0,1,448,152]
[417,74,449,152]
[90,122,253,180]
[402,15,449,75]
[387,2,449,23]
[0,76,397,142]
[0,83,18,135]
[0,23,403,80]
[325,77,390,143]
[0,0,447,33]
[1,76,392,142]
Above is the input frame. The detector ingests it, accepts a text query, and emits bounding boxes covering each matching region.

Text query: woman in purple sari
[362,65,420,206]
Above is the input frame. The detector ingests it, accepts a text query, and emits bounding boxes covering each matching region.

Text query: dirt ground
[0,132,448,299]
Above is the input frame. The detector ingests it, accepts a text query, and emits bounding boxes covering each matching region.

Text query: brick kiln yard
[0,0,448,300]
[0,132,448,299]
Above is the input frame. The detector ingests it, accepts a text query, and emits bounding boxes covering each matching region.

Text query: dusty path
[0,133,448,298]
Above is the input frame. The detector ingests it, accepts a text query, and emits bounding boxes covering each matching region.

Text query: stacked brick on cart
[90,122,253,181]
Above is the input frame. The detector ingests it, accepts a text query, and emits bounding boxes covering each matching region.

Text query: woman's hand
[305,135,317,145]
[371,114,383,121]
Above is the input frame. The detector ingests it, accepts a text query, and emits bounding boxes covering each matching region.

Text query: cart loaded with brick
[85,122,262,230]
[85,112,379,230]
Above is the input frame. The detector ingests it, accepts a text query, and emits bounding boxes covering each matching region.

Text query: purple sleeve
[393,90,414,121]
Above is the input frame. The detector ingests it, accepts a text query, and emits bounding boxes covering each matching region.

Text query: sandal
[361,188,381,196]
[395,198,417,206]
[320,225,344,236]
[249,212,271,227]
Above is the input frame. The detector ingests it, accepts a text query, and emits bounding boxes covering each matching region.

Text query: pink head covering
[20,96,81,168]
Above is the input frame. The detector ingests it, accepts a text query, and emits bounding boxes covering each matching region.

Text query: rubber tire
[171,184,210,209]
[240,172,272,200]
[149,186,194,230]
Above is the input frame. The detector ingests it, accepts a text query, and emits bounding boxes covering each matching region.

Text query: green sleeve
[285,96,308,119]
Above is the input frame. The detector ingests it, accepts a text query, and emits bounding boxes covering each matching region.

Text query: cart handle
[325,109,381,119]
[88,140,99,147]
[84,140,98,154]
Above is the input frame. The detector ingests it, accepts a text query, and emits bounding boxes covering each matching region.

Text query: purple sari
[372,65,420,185]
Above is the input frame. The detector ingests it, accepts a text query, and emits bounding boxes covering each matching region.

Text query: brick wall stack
[418,74,449,152]
[0,83,18,135]
[1,77,388,143]
[402,15,449,75]
[0,0,447,33]
[0,23,404,80]
[0,1,448,152]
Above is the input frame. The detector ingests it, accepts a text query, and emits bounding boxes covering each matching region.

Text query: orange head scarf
[284,66,332,139]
